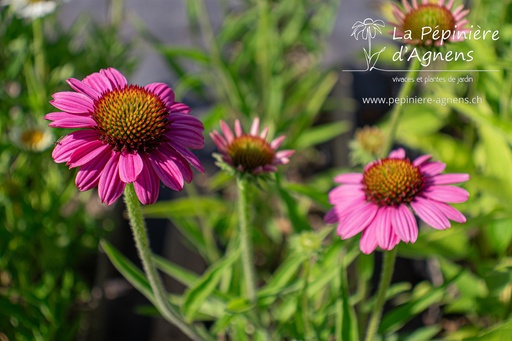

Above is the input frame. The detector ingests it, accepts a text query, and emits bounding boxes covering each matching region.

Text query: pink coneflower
[391,0,470,46]
[210,118,294,175]
[45,67,204,205]
[325,148,469,254]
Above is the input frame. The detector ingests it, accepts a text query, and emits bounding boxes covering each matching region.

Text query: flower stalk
[236,176,258,303]
[123,184,211,341]
[364,248,397,341]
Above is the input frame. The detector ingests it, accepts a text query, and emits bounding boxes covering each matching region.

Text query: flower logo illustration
[351,18,387,71]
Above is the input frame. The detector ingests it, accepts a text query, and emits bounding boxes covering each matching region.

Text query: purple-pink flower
[45,67,204,205]
[325,148,469,254]
[390,0,470,46]
[210,118,294,174]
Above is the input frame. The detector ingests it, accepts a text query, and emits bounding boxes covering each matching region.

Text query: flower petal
[134,154,160,205]
[167,140,205,173]
[429,173,470,185]
[375,207,395,249]
[334,173,363,184]
[422,185,469,203]
[391,205,418,243]
[50,91,94,114]
[421,161,446,176]
[148,149,184,191]
[75,148,113,191]
[67,78,101,100]
[411,197,451,230]
[338,202,379,239]
[220,121,235,144]
[67,140,111,168]
[98,152,126,205]
[45,113,96,128]
[169,102,191,115]
[119,152,144,183]
[389,148,405,159]
[250,118,260,135]
[83,72,114,93]
[52,130,100,163]
[100,68,127,90]
[360,222,379,254]
[145,82,175,109]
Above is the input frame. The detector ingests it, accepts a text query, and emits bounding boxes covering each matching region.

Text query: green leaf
[182,250,240,321]
[142,197,228,219]
[100,240,154,302]
[380,281,447,333]
[295,121,351,149]
[154,255,199,288]
[275,174,310,232]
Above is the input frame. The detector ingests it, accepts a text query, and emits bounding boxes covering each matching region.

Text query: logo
[344,17,499,73]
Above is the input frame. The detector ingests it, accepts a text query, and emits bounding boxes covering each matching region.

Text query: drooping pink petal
[413,154,431,166]
[148,149,184,191]
[421,161,446,176]
[145,82,175,109]
[119,152,144,183]
[337,202,378,239]
[166,129,204,149]
[75,148,113,191]
[391,205,418,243]
[329,185,365,203]
[67,78,101,100]
[98,152,126,205]
[52,130,100,163]
[100,68,127,90]
[51,91,94,114]
[167,114,204,129]
[430,201,466,223]
[375,207,395,249]
[134,154,160,205]
[83,72,114,93]
[67,140,111,168]
[167,140,205,173]
[429,173,470,185]
[389,148,406,159]
[168,102,191,115]
[46,114,96,129]
[360,222,379,254]
[422,185,469,203]
[411,197,451,230]
[324,209,338,223]
[334,173,364,184]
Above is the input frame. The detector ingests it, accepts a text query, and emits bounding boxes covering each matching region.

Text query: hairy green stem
[381,58,422,157]
[236,177,258,303]
[364,248,398,341]
[123,184,212,341]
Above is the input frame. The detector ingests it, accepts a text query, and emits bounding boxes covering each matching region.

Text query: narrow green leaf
[153,255,199,288]
[182,250,240,321]
[296,121,351,149]
[100,240,154,302]
[142,197,228,219]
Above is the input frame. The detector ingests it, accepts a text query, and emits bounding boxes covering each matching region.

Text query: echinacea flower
[325,148,469,254]
[351,18,385,40]
[11,125,53,151]
[2,0,57,19]
[210,118,294,175]
[45,67,204,205]
[391,0,470,46]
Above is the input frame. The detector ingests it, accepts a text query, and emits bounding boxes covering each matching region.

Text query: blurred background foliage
[1,0,512,340]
